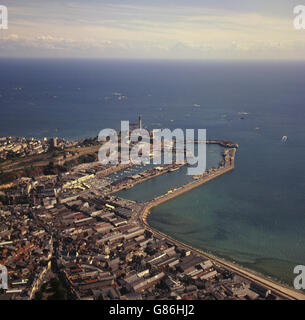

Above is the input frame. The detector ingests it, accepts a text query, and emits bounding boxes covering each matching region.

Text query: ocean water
[1,59,305,286]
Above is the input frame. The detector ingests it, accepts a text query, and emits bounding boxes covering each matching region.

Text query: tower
[138,114,142,129]
[52,137,58,148]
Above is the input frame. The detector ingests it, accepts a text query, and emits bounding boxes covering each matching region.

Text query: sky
[0,0,305,60]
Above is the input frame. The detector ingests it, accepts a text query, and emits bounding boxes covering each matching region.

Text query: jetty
[142,145,237,215]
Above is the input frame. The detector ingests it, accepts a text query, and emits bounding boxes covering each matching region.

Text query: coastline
[143,214,305,300]
[2,135,304,300]
[137,145,305,300]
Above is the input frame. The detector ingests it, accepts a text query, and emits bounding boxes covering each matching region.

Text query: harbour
[1,59,305,299]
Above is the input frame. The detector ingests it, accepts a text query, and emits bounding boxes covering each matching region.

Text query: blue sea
[1,59,305,286]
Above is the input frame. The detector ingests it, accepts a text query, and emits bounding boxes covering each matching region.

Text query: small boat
[169,167,180,172]
[281,136,288,143]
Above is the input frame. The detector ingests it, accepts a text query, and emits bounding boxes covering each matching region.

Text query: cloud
[0,1,305,59]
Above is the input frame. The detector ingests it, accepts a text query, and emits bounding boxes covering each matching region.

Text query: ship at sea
[281,136,288,143]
